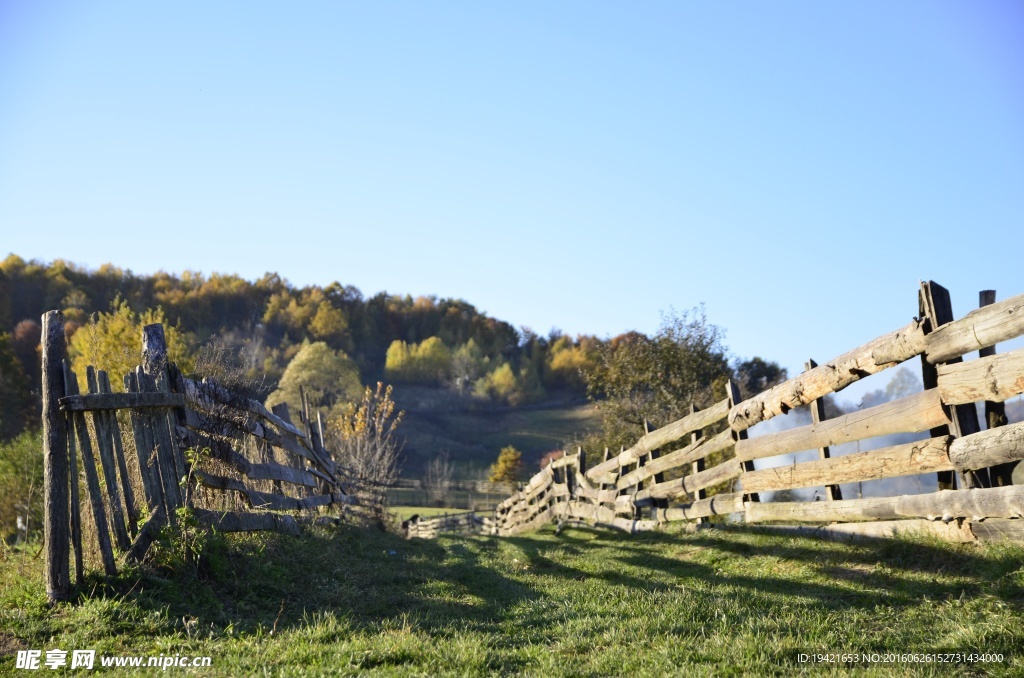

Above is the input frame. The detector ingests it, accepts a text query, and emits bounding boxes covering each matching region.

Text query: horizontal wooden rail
[733,389,949,464]
[728,320,927,432]
[948,420,1024,471]
[740,436,953,494]
[925,292,1024,364]
[585,399,729,481]
[59,391,185,411]
[937,347,1024,405]
[745,485,1024,524]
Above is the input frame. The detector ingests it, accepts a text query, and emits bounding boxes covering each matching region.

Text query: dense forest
[0,254,788,475]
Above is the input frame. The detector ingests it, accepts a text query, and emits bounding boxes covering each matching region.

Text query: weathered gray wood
[919,281,986,489]
[178,375,307,439]
[42,313,72,606]
[177,425,319,487]
[193,509,301,536]
[745,496,904,523]
[179,377,315,464]
[978,291,1014,487]
[748,519,975,543]
[656,492,744,522]
[58,391,186,411]
[86,367,130,552]
[734,389,949,464]
[124,372,163,513]
[925,292,1024,364]
[969,518,1024,544]
[937,348,1024,405]
[143,326,191,496]
[138,367,183,520]
[636,459,743,501]
[727,380,758,503]
[97,371,138,535]
[740,436,953,494]
[64,367,116,575]
[806,359,841,501]
[65,405,83,587]
[585,399,729,481]
[195,470,331,510]
[897,486,1024,521]
[689,404,707,524]
[728,319,928,431]
[42,309,71,603]
[616,435,706,489]
[746,486,1024,524]
[123,507,164,563]
[948,421,1024,471]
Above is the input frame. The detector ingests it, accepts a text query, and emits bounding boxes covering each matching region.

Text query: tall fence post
[41,310,70,604]
[919,281,988,489]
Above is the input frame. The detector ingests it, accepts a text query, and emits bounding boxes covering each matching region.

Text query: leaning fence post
[42,310,70,603]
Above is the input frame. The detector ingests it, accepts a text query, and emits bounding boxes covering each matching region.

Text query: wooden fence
[403,511,484,539]
[485,282,1024,544]
[41,313,351,603]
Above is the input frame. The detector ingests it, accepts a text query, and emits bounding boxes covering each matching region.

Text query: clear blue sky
[2,1,1023,386]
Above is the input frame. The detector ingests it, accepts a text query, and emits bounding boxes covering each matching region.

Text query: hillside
[3,524,1023,675]
[391,386,601,477]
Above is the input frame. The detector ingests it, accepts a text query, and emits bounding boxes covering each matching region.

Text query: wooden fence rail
[41,317,354,603]
[485,283,1024,546]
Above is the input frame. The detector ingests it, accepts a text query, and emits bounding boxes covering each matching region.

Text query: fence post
[918,281,988,489]
[42,310,70,603]
[979,291,1013,486]
[727,379,759,504]
[805,359,842,501]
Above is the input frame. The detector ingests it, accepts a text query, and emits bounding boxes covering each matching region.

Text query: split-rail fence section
[480,282,1024,543]
[40,313,351,603]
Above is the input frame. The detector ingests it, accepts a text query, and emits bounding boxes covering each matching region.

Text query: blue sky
[2,2,1023,389]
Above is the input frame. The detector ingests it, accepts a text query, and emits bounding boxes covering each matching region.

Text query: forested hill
[0,255,601,469]
[0,254,795,477]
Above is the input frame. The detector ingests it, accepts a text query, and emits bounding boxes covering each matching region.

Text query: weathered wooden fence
[485,283,1024,544]
[403,511,484,539]
[41,314,351,603]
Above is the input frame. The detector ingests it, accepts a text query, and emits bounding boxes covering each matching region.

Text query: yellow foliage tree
[68,299,194,391]
[488,445,523,483]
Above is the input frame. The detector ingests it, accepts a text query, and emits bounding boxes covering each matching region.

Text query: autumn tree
[584,307,731,451]
[68,299,194,391]
[326,382,404,523]
[265,341,362,417]
[489,445,524,483]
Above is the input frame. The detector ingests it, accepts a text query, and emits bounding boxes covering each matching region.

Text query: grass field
[3,523,1024,676]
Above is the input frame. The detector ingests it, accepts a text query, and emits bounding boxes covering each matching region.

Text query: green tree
[68,299,194,392]
[584,307,731,451]
[0,430,43,541]
[266,341,363,416]
[488,445,524,483]
[0,333,34,440]
[473,363,519,403]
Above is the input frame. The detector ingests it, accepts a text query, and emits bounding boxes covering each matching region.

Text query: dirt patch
[0,632,27,658]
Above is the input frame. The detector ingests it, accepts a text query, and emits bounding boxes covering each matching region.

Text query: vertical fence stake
[978,290,1014,487]
[42,310,70,604]
[806,359,842,501]
[919,281,988,490]
[727,379,759,504]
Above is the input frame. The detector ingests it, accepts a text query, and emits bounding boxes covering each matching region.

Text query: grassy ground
[2,523,1024,676]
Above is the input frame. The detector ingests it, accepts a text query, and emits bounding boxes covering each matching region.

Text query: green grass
[3,524,1024,676]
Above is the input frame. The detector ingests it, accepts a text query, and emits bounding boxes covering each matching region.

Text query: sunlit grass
[2,523,1023,675]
